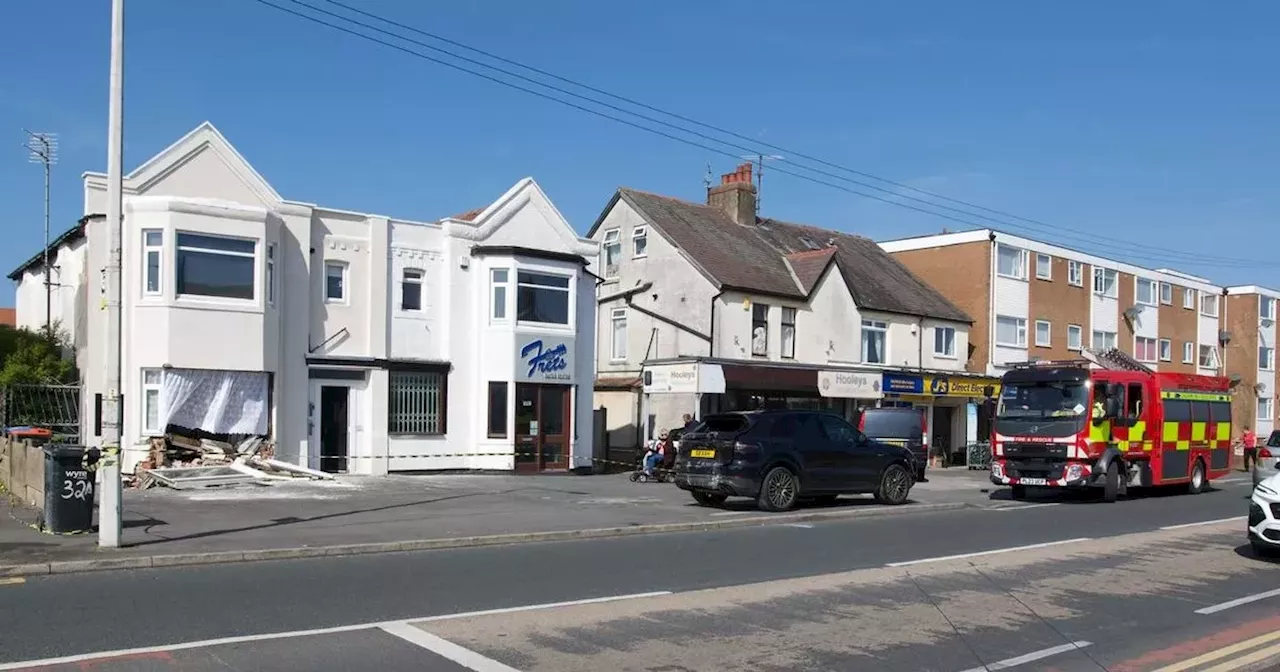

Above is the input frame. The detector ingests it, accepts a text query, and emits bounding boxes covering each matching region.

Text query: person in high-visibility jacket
[1092,401,1106,420]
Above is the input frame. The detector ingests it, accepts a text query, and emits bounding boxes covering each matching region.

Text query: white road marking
[1151,630,1280,671]
[0,578,26,586]
[381,622,521,672]
[956,641,1092,672]
[886,538,1091,568]
[782,523,815,529]
[710,510,751,516]
[1194,588,1280,615]
[1160,516,1247,531]
[988,503,1061,511]
[0,591,672,671]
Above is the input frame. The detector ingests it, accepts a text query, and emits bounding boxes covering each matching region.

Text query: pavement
[0,475,1272,671]
[0,467,1001,572]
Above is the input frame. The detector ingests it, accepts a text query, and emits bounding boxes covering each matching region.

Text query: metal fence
[1,383,81,441]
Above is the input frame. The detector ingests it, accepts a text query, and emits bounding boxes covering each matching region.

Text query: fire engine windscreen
[996,381,1090,437]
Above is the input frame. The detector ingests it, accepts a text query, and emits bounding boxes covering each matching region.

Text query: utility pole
[23,131,58,337]
[742,153,783,217]
[99,0,125,549]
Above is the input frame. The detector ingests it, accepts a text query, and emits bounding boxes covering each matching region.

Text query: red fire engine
[990,348,1233,502]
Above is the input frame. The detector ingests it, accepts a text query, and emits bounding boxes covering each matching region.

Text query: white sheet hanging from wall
[159,368,269,435]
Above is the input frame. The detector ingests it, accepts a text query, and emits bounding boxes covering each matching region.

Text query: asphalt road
[0,481,1271,671]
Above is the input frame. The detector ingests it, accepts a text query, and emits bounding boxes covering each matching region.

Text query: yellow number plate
[689,449,716,459]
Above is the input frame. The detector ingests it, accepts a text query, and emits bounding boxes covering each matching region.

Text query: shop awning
[720,364,817,394]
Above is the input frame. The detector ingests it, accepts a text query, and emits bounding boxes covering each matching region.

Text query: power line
[249,0,1265,270]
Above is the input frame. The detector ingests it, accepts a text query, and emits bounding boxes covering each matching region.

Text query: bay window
[176,232,256,300]
[517,271,570,325]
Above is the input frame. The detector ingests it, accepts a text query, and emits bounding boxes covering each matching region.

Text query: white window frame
[1261,346,1275,372]
[1259,397,1274,423]
[1262,296,1276,322]
[1136,278,1157,306]
[934,326,956,358]
[995,315,1027,348]
[1199,344,1219,369]
[1159,282,1172,305]
[401,268,424,312]
[265,242,276,306]
[490,268,510,321]
[141,368,163,436]
[1034,320,1051,347]
[1035,253,1052,280]
[142,229,163,297]
[1135,336,1158,363]
[610,308,627,361]
[1158,338,1172,362]
[1183,341,1195,364]
[1183,287,1196,310]
[601,230,621,279]
[1200,293,1219,318]
[996,244,1028,280]
[861,319,888,364]
[516,270,573,326]
[1066,324,1083,351]
[631,226,648,259]
[780,307,797,359]
[1067,260,1083,287]
[324,261,347,304]
[1091,330,1117,351]
[1093,267,1117,298]
[175,232,257,302]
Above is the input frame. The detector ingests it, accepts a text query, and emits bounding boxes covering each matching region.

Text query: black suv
[857,407,929,481]
[673,410,919,511]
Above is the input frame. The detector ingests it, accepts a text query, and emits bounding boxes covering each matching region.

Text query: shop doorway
[514,383,572,472]
[933,405,959,465]
[319,385,350,473]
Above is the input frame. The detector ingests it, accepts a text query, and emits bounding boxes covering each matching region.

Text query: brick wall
[1160,286,1199,374]
[1027,253,1091,360]
[1225,293,1259,438]
[889,241,991,372]
[1117,272,1136,355]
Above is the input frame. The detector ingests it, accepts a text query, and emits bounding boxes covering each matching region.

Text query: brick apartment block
[1224,287,1280,440]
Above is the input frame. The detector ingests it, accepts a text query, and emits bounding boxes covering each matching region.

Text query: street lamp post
[99,0,125,549]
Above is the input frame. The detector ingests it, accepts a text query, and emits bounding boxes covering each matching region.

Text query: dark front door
[319,385,349,473]
[514,383,572,472]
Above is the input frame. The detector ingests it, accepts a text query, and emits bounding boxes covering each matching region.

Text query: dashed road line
[781,523,815,529]
[886,538,1091,568]
[955,641,1092,672]
[987,503,1062,511]
[0,578,25,586]
[1195,588,1280,616]
[1160,516,1247,531]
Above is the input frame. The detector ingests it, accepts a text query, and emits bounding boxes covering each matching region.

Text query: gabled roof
[8,214,103,281]
[605,188,971,323]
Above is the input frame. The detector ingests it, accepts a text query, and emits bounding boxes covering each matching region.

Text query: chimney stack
[706,162,757,227]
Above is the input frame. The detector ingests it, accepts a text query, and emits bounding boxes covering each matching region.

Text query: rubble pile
[132,433,332,490]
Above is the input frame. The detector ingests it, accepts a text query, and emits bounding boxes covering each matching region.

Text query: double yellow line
[1154,630,1280,672]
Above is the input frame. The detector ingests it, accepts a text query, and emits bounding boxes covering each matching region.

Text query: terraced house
[590,163,996,461]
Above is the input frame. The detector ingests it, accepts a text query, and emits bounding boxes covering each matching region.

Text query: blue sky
[1,0,1277,305]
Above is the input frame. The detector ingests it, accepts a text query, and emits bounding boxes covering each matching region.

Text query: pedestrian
[682,413,699,433]
[1243,425,1258,473]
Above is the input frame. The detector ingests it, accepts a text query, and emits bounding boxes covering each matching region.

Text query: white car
[1252,432,1280,488]
[1248,471,1280,556]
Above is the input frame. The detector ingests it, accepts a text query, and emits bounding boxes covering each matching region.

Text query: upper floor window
[601,230,621,278]
[1261,346,1275,371]
[265,243,276,305]
[1067,324,1083,351]
[1200,293,1219,318]
[176,232,255,301]
[1093,268,1117,297]
[1183,341,1194,364]
[610,308,627,361]
[996,244,1027,280]
[1159,282,1172,305]
[490,269,509,320]
[1136,278,1157,306]
[1135,336,1158,363]
[1035,253,1052,280]
[934,326,956,357]
[1158,338,1172,362]
[401,268,423,311]
[1262,296,1276,322]
[751,303,769,356]
[631,226,648,258]
[862,319,888,364]
[324,262,347,303]
[1183,287,1196,310]
[996,315,1027,348]
[517,271,570,325]
[780,307,796,359]
[1092,330,1116,350]
[142,229,163,296]
[1067,260,1083,287]
[1199,344,1219,368]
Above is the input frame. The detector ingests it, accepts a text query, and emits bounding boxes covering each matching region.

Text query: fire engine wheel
[1102,462,1121,503]
[1188,460,1207,495]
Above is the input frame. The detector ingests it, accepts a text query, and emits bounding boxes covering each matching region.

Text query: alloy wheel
[766,469,797,509]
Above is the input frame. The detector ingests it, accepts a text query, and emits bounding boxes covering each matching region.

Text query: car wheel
[757,466,800,512]
[874,463,913,506]
[1103,461,1120,503]
[1010,485,1027,500]
[691,491,727,507]
[1188,459,1206,495]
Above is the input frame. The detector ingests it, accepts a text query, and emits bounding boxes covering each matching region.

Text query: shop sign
[818,370,883,399]
[516,336,574,383]
[882,372,924,394]
[644,363,699,393]
[925,376,999,398]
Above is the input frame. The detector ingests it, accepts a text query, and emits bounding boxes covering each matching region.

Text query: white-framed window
[142,229,163,296]
[631,226,648,258]
[602,230,621,278]
[1158,338,1172,361]
[401,268,424,311]
[1183,341,1195,364]
[175,232,256,300]
[1035,253,1052,280]
[1067,324,1083,351]
[1034,320,1051,347]
[1199,344,1219,368]
[1067,260,1083,287]
[1200,293,1219,318]
[862,318,888,364]
[752,303,769,356]
[490,268,509,320]
[388,371,446,435]
[610,308,627,361]
[1093,267,1117,297]
[934,326,956,358]
[780,307,796,359]
[996,244,1027,280]
[141,368,163,436]
[265,243,276,305]
[1091,330,1117,350]
[1159,282,1172,305]
[1262,296,1276,321]
[1259,397,1274,422]
[1135,336,1158,363]
[1183,287,1196,309]
[324,262,346,303]
[1136,278,1157,306]
[517,271,571,325]
[1261,346,1275,371]
[995,315,1027,348]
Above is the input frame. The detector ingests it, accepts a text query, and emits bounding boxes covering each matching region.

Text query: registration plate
[689,448,716,459]
[1019,478,1048,486]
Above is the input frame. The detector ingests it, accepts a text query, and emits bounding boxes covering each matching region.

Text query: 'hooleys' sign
[516,336,575,383]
